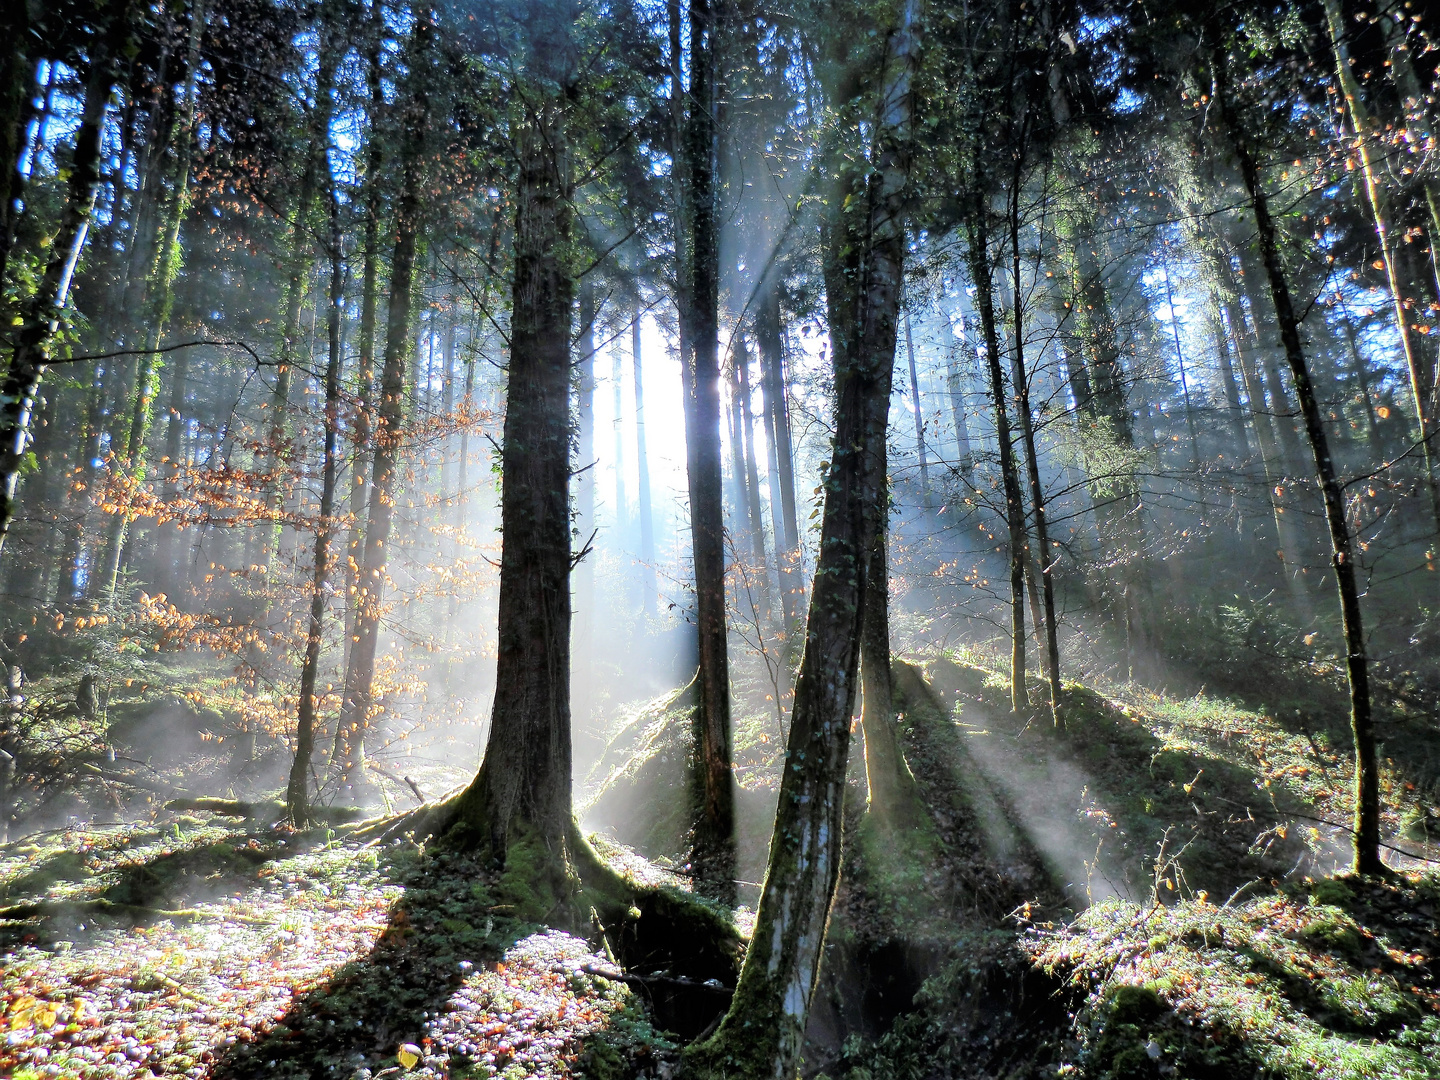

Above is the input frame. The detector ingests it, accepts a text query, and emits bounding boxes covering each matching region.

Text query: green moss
[1104,982,1167,1025]
[1296,910,1364,960]
[1308,877,1355,907]
[491,826,569,924]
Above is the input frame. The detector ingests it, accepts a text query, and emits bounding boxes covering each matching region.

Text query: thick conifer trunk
[452,97,575,855]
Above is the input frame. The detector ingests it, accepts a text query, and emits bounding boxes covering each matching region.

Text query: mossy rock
[1105,983,1167,1026]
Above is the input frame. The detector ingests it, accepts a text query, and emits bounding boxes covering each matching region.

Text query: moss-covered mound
[579,686,780,891]
[1026,874,1440,1079]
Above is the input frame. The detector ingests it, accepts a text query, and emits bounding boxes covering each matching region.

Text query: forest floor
[0,824,683,1080]
[2,651,1438,1080]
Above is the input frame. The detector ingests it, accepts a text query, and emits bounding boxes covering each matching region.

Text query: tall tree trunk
[968,220,1029,713]
[947,298,976,475]
[860,467,916,823]
[758,275,802,626]
[452,90,575,858]
[573,276,597,726]
[1208,297,1250,458]
[735,337,772,616]
[1323,0,1440,535]
[681,0,736,905]
[288,146,346,826]
[341,2,386,666]
[1220,60,1382,876]
[612,337,627,531]
[687,5,920,1073]
[101,0,208,602]
[632,301,657,614]
[904,307,931,502]
[1007,215,1061,715]
[0,9,126,559]
[334,15,430,801]
[1336,294,1383,454]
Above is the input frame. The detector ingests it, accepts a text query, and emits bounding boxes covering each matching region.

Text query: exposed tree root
[345,785,745,1038]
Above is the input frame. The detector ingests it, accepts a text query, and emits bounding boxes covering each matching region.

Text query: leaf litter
[1,818,676,1079]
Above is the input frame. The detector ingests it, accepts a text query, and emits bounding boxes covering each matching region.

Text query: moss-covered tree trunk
[684,3,920,1074]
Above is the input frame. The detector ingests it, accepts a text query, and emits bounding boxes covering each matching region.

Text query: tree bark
[680,0,737,905]
[1323,0,1440,535]
[334,15,431,801]
[632,301,657,613]
[1006,219,1061,715]
[341,1,386,667]
[0,7,126,560]
[904,308,930,502]
[968,219,1029,713]
[1220,59,1382,876]
[758,275,802,626]
[452,91,575,857]
[685,4,920,1073]
[288,137,346,825]
[573,276,597,725]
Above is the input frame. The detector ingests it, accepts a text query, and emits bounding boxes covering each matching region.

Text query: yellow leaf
[397,1044,421,1069]
[37,1007,56,1029]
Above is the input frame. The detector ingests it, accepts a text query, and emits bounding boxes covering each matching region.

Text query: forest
[1,0,1439,1076]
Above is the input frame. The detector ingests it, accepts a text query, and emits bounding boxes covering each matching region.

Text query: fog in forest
[1,0,1439,1077]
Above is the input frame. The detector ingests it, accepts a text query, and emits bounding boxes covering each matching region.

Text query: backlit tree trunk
[288,151,346,825]
[680,0,737,905]
[334,14,431,800]
[685,3,920,1073]
[968,218,1029,713]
